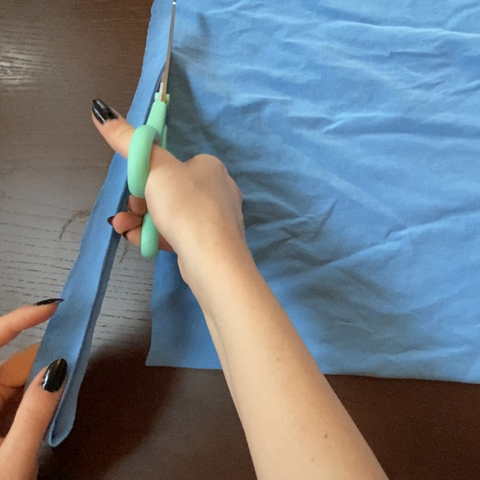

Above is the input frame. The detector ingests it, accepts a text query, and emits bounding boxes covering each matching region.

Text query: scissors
[127,0,177,257]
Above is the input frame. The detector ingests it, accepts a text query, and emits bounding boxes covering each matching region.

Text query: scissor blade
[160,0,177,102]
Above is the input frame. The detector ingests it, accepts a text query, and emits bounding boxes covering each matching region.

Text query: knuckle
[112,124,132,143]
[190,154,225,170]
[18,405,44,429]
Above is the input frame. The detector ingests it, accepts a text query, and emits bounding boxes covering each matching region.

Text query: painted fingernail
[107,216,114,226]
[34,298,64,306]
[92,99,118,124]
[41,358,68,393]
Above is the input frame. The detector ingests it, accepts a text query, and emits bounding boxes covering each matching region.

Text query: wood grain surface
[1,1,479,479]
[0,0,156,362]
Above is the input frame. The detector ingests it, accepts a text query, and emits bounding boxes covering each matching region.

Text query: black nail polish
[34,298,64,306]
[41,358,67,393]
[107,216,114,226]
[92,99,118,124]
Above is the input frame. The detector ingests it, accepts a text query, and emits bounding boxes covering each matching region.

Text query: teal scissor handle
[127,93,169,257]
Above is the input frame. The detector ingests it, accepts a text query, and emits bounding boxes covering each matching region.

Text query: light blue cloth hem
[29,6,169,446]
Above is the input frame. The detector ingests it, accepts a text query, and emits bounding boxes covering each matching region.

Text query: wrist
[177,230,254,297]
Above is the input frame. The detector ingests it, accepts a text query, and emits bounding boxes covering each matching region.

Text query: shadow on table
[38,341,256,480]
[38,342,174,480]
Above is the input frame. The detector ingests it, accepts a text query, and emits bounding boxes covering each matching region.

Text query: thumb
[0,359,67,477]
[91,98,177,167]
[92,99,134,159]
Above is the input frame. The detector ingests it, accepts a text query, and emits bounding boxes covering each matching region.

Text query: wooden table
[1,2,479,478]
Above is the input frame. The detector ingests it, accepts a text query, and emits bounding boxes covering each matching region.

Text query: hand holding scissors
[127,0,177,257]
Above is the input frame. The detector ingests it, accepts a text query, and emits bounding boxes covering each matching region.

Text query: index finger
[0,303,61,347]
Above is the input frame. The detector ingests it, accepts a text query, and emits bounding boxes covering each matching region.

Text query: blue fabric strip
[29,8,169,446]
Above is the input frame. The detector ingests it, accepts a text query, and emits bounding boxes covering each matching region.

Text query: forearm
[187,241,388,480]
[94,105,386,478]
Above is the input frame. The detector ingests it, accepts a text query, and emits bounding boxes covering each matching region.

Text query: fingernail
[92,99,118,124]
[41,358,68,393]
[34,298,64,306]
[107,216,114,226]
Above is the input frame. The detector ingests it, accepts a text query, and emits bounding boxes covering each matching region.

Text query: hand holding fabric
[0,301,67,480]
